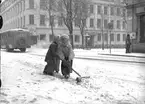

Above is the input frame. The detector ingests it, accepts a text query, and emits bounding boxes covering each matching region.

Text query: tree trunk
[81,30,84,49]
[50,24,54,40]
[69,31,74,49]
[49,9,54,40]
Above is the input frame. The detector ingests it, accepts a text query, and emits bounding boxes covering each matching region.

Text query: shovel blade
[81,76,90,79]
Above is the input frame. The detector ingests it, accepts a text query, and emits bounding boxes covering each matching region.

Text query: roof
[0,28,30,33]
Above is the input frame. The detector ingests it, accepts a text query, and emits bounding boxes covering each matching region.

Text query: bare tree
[57,0,90,49]
[40,0,58,40]
[74,0,90,49]
[57,0,78,49]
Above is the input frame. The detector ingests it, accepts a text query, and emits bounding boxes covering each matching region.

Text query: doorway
[140,14,145,43]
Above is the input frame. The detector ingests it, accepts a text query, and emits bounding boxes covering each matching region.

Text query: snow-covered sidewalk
[1,49,145,104]
[74,48,145,58]
[29,47,145,63]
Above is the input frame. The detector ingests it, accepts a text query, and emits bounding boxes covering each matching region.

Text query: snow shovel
[71,68,90,83]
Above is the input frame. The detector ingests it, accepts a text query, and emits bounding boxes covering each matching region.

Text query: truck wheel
[19,48,26,52]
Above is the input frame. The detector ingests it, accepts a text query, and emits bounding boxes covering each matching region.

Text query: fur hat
[53,35,60,43]
[60,34,70,46]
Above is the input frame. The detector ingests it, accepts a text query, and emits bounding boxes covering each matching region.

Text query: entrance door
[140,14,145,43]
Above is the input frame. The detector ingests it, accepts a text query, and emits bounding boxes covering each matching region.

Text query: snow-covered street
[1,48,145,104]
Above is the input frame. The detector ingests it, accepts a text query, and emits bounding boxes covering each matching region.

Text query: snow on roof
[0,28,30,33]
[8,28,30,32]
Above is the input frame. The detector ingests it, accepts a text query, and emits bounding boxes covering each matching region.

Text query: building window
[117,20,120,29]
[18,18,19,27]
[110,7,114,15]
[97,5,101,14]
[97,19,101,28]
[90,18,94,28]
[110,20,114,29]
[122,8,126,17]
[21,17,22,27]
[90,4,94,14]
[117,7,121,16]
[20,2,22,13]
[40,15,45,26]
[104,6,108,15]
[18,4,20,14]
[75,35,80,43]
[58,16,63,26]
[75,18,79,27]
[127,9,132,17]
[110,33,114,41]
[117,34,120,41]
[104,19,108,29]
[23,0,25,11]
[58,1,63,11]
[98,33,101,41]
[49,16,55,26]
[40,34,46,40]
[40,0,47,10]
[122,21,126,29]
[29,15,34,25]
[83,19,86,27]
[23,16,25,27]
[123,34,126,41]
[105,33,108,42]
[29,0,34,9]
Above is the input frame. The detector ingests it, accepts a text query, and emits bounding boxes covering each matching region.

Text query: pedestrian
[0,79,1,88]
[43,35,60,76]
[59,34,75,79]
[126,34,131,53]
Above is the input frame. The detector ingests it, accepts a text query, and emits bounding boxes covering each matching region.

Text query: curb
[98,53,145,58]
[75,56,145,64]
[29,53,145,64]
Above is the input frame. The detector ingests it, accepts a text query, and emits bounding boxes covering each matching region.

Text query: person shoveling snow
[43,34,90,82]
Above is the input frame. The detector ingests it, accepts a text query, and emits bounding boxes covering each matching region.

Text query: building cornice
[126,2,145,9]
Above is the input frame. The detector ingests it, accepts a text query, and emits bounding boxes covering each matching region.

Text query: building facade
[126,0,145,52]
[0,0,127,48]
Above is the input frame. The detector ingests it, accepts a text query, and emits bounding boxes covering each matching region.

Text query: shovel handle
[71,68,82,77]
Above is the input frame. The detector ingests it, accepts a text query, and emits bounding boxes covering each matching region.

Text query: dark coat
[126,36,131,53]
[43,42,60,74]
